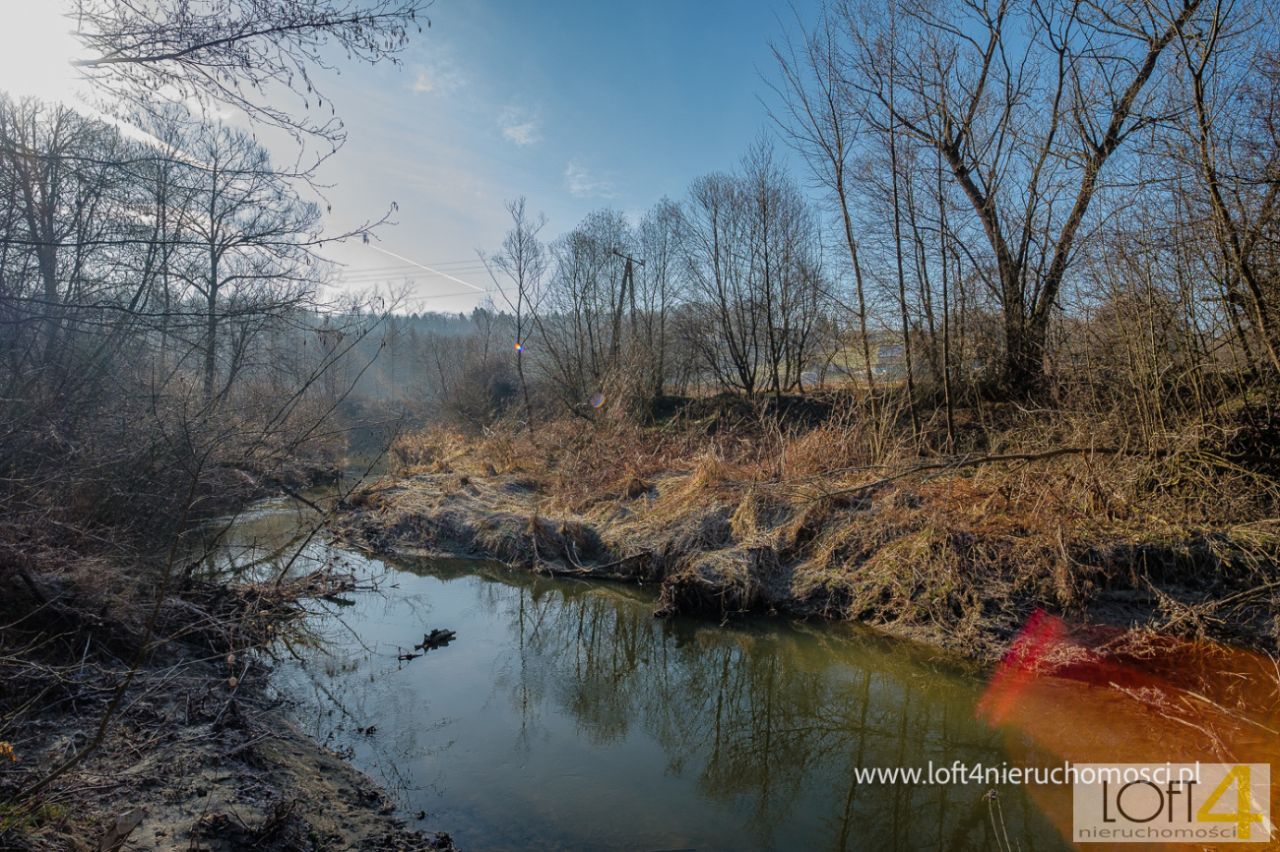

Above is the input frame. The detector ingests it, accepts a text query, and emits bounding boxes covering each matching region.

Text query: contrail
[366,244,487,293]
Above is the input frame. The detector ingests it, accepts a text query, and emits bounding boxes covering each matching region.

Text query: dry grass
[362,402,1280,660]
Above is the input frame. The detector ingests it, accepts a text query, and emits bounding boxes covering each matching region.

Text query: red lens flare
[976,611,1279,848]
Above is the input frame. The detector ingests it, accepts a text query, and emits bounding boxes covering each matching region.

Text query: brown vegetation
[341,396,1280,662]
[3,0,1280,844]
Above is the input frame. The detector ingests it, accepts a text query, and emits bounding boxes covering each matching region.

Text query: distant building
[872,342,907,382]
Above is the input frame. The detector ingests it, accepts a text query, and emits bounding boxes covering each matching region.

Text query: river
[209,494,1069,851]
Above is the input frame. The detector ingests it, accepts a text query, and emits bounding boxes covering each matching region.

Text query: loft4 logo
[1100,765,1263,837]
[1072,763,1272,844]
[1195,765,1266,839]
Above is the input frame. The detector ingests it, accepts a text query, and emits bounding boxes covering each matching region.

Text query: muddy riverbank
[4,658,454,851]
[0,507,453,851]
[334,456,1280,663]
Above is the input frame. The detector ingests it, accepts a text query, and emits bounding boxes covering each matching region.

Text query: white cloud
[502,120,540,146]
[410,56,463,94]
[410,71,436,93]
[498,106,541,146]
[564,159,616,198]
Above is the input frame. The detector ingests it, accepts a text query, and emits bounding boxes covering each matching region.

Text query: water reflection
[191,494,335,581]
[270,550,1067,851]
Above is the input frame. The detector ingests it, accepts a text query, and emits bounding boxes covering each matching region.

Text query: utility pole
[609,248,644,364]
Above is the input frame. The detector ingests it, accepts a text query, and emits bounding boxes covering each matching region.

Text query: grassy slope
[336,408,1280,663]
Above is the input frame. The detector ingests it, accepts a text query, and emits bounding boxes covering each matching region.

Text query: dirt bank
[0,571,453,851]
[334,421,1280,663]
[5,686,454,851]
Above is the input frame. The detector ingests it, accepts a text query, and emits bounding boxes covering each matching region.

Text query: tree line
[434,0,1280,449]
[442,142,839,425]
[0,0,425,562]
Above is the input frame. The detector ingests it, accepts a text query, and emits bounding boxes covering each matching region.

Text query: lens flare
[589,392,606,410]
[514,342,523,353]
[976,610,1280,848]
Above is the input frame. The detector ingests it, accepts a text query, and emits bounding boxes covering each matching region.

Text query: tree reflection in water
[277,553,1067,851]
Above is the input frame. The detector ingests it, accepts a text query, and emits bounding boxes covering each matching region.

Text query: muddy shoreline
[32,675,456,851]
[0,571,454,852]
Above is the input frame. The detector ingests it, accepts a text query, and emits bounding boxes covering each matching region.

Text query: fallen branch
[805,446,1182,502]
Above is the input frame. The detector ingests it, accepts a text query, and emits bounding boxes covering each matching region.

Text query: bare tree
[683,171,763,396]
[635,199,686,400]
[1176,2,1280,376]
[535,210,631,410]
[484,197,548,429]
[681,149,828,399]
[842,0,1206,393]
[0,98,126,381]
[772,10,877,394]
[168,122,323,403]
[70,0,429,146]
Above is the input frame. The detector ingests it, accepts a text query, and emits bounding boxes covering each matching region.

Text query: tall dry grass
[375,392,1280,656]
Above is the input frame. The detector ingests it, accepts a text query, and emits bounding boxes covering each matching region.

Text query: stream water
[212,495,1070,851]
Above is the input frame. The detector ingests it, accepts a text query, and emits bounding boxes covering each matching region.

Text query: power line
[327,278,500,304]
[365,244,487,293]
[332,264,488,279]
[334,269,488,284]
[336,261,488,274]
[401,287,498,300]
[334,259,492,273]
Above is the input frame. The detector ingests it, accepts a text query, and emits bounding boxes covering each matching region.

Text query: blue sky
[308,0,821,310]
